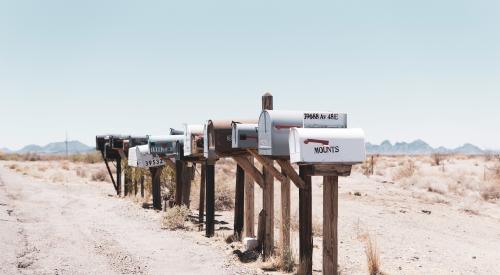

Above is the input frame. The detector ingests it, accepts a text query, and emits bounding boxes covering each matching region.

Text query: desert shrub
[431,153,444,166]
[50,172,65,183]
[481,184,500,201]
[61,162,70,170]
[265,249,296,272]
[23,153,41,162]
[37,165,48,172]
[68,152,102,163]
[215,181,234,211]
[365,233,385,275]
[91,169,110,182]
[76,167,87,178]
[393,160,416,180]
[161,205,190,230]
[8,163,19,170]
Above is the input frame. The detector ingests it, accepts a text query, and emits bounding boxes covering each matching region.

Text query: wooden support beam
[298,166,312,275]
[280,168,291,257]
[101,152,118,193]
[301,164,352,177]
[133,168,138,196]
[140,174,144,198]
[323,176,338,275]
[276,159,306,189]
[116,157,122,196]
[244,157,255,238]
[182,164,193,207]
[150,167,162,210]
[205,161,215,237]
[198,164,206,228]
[234,165,245,239]
[247,149,288,183]
[124,167,131,196]
[232,156,264,188]
[175,160,184,206]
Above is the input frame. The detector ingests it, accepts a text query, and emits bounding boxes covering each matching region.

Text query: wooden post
[244,157,255,237]
[175,160,184,206]
[182,164,193,207]
[371,155,374,175]
[323,175,338,275]
[140,174,144,198]
[205,161,215,237]
[298,166,312,275]
[280,167,291,257]
[150,167,162,210]
[134,169,138,196]
[199,164,206,227]
[262,93,274,259]
[234,164,245,239]
[116,157,122,196]
[124,167,130,196]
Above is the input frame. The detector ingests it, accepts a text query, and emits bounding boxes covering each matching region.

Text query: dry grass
[61,162,70,170]
[263,249,296,273]
[393,160,416,181]
[431,153,445,166]
[76,167,87,178]
[215,180,234,211]
[50,172,65,183]
[364,233,385,275]
[91,168,110,182]
[161,205,190,230]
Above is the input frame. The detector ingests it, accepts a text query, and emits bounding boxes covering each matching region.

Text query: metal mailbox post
[287,124,365,275]
[258,110,347,158]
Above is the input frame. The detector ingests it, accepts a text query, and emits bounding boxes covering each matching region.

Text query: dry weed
[50,172,65,183]
[364,233,385,275]
[91,169,110,182]
[215,181,234,211]
[76,167,87,178]
[61,162,70,170]
[263,249,296,273]
[161,205,190,230]
[393,160,416,181]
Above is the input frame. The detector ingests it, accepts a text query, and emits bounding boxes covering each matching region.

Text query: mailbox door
[289,128,365,164]
[128,147,138,167]
[137,145,165,168]
[233,124,258,149]
[258,111,303,156]
[184,124,204,156]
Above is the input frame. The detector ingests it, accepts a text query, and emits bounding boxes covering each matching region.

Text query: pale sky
[0,0,499,150]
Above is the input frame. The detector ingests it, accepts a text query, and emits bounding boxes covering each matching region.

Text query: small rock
[422,210,431,215]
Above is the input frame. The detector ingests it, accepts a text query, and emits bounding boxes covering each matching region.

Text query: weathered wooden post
[150,167,162,210]
[140,174,144,198]
[261,93,274,259]
[116,156,122,196]
[199,164,206,227]
[298,166,312,275]
[175,160,184,206]
[205,160,215,237]
[323,175,338,274]
[182,163,194,207]
[244,156,255,237]
[234,164,245,239]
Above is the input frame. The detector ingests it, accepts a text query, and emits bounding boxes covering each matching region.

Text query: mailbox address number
[304,113,339,120]
[144,159,163,167]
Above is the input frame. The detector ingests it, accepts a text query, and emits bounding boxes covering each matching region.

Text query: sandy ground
[1,156,500,275]
[0,163,259,275]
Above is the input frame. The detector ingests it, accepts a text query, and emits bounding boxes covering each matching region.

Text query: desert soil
[0,163,259,275]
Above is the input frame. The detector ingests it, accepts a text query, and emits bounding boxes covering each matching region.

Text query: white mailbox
[183,124,205,157]
[128,145,165,168]
[232,123,258,149]
[148,135,184,157]
[289,128,365,164]
[258,110,347,157]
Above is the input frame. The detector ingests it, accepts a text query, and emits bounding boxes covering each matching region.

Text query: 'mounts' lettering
[313,146,340,154]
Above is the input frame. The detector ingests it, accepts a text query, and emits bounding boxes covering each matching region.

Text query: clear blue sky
[0,0,498,150]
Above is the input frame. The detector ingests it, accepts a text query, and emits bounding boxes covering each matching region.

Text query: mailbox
[96,135,109,152]
[232,123,258,149]
[104,143,120,160]
[204,119,255,159]
[148,135,184,157]
[110,135,130,150]
[258,110,347,157]
[183,124,205,157]
[288,128,365,164]
[128,135,149,148]
[170,128,185,136]
[128,145,165,168]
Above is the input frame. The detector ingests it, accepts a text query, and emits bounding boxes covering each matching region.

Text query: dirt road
[0,165,255,275]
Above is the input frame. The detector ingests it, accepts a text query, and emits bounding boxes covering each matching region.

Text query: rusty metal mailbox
[232,123,258,149]
[289,128,365,164]
[258,110,347,158]
[148,135,184,157]
[128,145,165,168]
[183,124,205,158]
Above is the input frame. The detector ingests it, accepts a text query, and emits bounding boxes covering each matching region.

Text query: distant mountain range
[366,139,489,155]
[0,139,494,155]
[0,141,94,155]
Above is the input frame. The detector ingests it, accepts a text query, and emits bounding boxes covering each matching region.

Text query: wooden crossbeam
[276,159,306,189]
[232,156,264,189]
[247,149,288,183]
